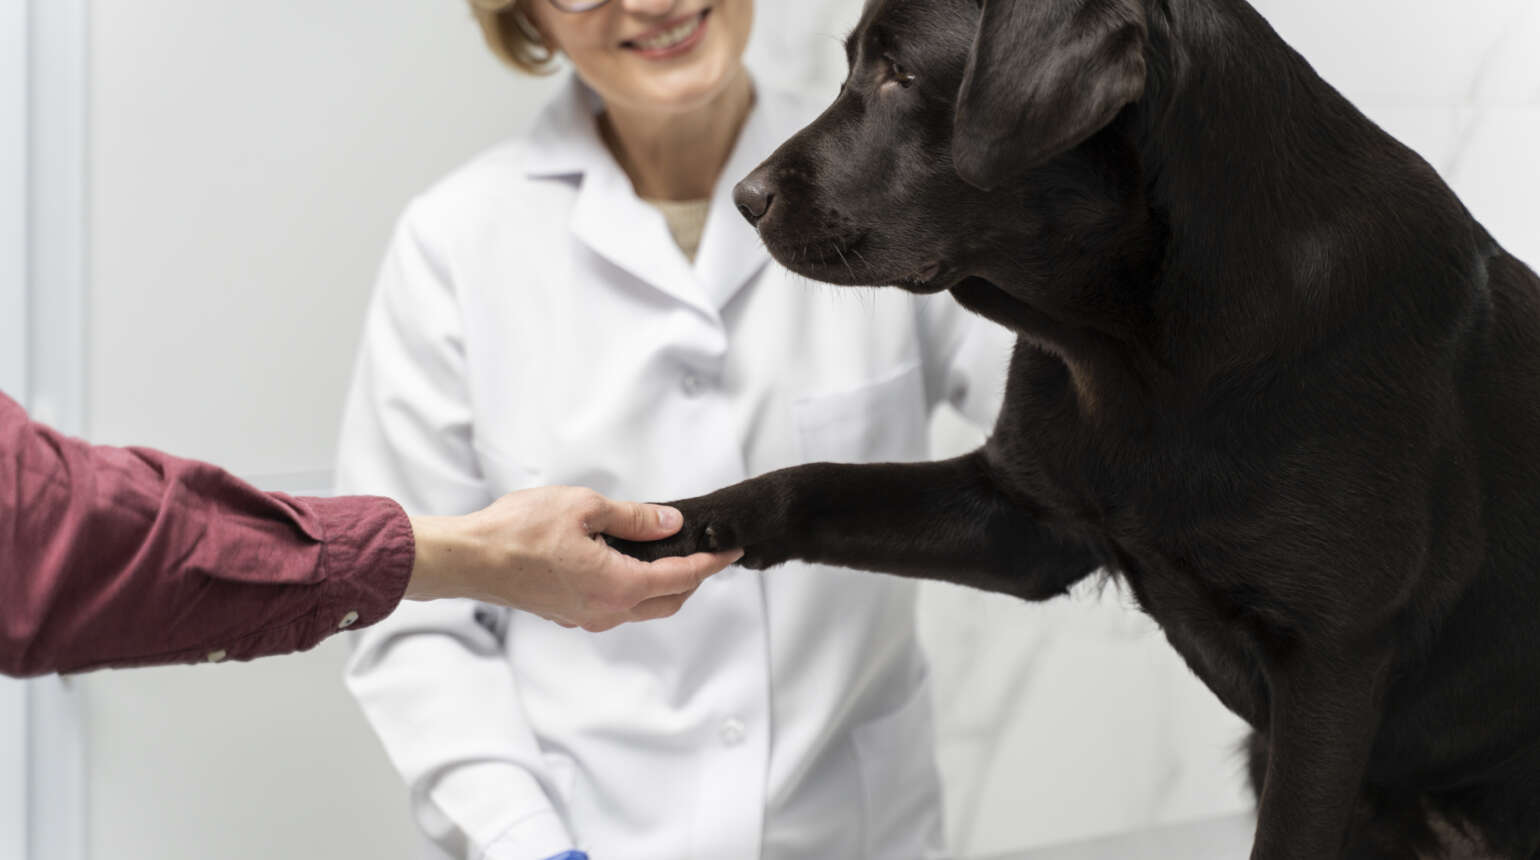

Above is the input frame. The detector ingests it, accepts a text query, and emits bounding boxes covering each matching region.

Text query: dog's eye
[884,55,916,88]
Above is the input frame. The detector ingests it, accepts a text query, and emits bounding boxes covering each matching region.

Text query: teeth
[635,15,701,51]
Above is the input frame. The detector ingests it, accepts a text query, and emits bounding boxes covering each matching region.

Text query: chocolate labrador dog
[611,0,1540,856]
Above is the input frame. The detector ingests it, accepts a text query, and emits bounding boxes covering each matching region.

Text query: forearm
[770,455,1098,595]
[0,391,414,677]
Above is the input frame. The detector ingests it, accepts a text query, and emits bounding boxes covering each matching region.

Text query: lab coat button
[206,650,227,663]
[681,373,707,398]
[719,717,746,746]
[338,610,360,629]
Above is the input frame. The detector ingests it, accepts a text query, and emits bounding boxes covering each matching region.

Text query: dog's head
[734,0,1153,294]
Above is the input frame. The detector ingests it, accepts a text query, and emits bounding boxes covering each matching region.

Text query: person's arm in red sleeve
[0,388,413,676]
[0,390,738,678]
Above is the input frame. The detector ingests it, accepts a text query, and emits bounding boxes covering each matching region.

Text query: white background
[79,3,537,857]
[2,0,25,848]
[7,1,1536,858]
[1,0,24,399]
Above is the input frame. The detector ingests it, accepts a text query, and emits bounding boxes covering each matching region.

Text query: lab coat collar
[523,75,611,179]
[524,73,790,319]
[694,79,789,312]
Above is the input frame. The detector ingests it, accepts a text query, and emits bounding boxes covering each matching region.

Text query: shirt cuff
[302,494,415,638]
[475,810,576,860]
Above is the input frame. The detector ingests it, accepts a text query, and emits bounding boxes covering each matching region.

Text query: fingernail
[657,507,683,530]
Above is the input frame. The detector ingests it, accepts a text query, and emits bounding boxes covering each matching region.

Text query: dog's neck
[951,275,1158,422]
[950,118,1170,424]
[952,177,1168,425]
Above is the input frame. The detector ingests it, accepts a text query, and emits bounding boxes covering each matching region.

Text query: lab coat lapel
[571,163,711,318]
[694,88,787,310]
[526,76,717,321]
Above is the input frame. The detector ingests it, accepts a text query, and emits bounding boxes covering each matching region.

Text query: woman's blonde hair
[468,0,558,75]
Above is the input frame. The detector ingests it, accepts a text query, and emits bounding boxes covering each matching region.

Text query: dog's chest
[988,380,1217,541]
[989,374,1280,726]
[1119,554,1274,727]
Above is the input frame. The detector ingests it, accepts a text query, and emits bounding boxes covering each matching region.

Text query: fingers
[635,549,743,597]
[626,587,700,624]
[589,498,685,542]
[577,587,699,632]
[580,618,623,634]
[574,551,739,631]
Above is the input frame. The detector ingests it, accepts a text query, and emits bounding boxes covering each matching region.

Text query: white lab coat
[338,74,1014,860]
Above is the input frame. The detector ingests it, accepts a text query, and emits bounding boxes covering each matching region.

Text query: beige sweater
[645,197,711,263]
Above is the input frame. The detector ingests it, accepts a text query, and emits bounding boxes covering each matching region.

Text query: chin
[653,69,739,111]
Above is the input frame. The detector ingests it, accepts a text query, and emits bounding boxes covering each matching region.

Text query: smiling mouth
[622,10,710,57]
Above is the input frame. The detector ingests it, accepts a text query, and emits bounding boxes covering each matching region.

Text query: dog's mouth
[765,232,871,284]
[898,260,952,294]
[763,231,953,293]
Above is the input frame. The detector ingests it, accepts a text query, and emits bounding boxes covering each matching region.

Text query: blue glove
[542,853,589,860]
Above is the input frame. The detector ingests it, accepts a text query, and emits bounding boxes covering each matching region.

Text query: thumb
[591,499,684,542]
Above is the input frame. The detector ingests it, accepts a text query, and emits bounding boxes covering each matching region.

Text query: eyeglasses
[546,0,613,11]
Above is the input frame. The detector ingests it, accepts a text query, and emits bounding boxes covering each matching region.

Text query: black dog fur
[610,1,1540,856]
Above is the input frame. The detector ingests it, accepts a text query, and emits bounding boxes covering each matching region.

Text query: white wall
[83,640,418,860]
[1,0,26,396]
[0,30,22,815]
[85,0,556,484]
[80,2,553,859]
[73,2,1539,860]
[1254,0,1540,269]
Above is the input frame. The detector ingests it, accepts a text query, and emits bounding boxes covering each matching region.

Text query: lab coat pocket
[851,676,947,860]
[793,361,929,464]
[472,441,544,497]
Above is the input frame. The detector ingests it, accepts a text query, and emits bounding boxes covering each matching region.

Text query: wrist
[405,515,475,601]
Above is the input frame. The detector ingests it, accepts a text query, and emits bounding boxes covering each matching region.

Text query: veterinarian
[0,388,737,678]
[338,0,1014,858]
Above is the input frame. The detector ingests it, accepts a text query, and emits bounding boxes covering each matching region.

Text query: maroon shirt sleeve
[0,390,415,677]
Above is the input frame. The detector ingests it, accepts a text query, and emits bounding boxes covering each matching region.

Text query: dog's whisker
[832,242,855,282]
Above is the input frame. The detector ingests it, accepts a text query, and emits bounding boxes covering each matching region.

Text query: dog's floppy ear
[953,0,1149,191]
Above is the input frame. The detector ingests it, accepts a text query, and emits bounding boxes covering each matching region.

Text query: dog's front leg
[1251,648,1392,860]
[607,450,1100,600]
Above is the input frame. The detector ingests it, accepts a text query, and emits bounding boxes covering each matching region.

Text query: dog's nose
[733,175,775,227]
